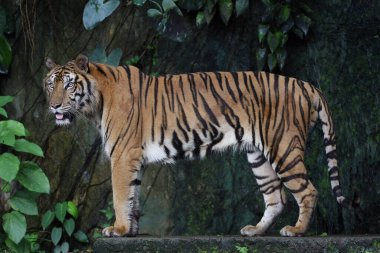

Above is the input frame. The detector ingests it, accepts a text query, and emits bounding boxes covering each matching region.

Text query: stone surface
[0,0,379,239]
[94,236,380,253]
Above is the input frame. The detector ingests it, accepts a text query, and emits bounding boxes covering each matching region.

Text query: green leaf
[67,201,79,219]
[276,48,287,70]
[196,11,206,28]
[206,0,217,12]
[295,14,311,36]
[267,53,277,71]
[2,211,27,244]
[281,18,294,32]
[17,162,50,193]
[55,202,68,223]
[267,30,283,53]
[0,120,26,147]
[277,5,290,24]
[63,218,75,236]
[162,0,176,12]
[235,0,248,17]
[106,48,122,66]
[132,0,146,6]
[258,24,269,43]
[0,107,7,117]
[256,48,267,71]
[0,152,20,182]
[0,120,27,145]
[0,96,13,107]
[83,0,120,30]
[42,210,55,230]
[203,6,216,24]
[53,245,61,253]
[9,190,39,216]
[218,0,233,25]
[51,227,62,246]
[147,8,162,18]
[61,242,69,253]
[5,238,31,253]
[2,181,11,192]
[73,230,89,243]
[0,35,12,74]
[14,139,44,157]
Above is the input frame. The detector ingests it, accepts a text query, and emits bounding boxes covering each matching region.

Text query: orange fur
[44,55,345,237]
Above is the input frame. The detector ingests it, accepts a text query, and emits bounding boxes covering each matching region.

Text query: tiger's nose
[50,103,62,109]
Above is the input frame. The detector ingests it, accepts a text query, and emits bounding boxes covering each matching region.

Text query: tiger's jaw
[54,112,75,126]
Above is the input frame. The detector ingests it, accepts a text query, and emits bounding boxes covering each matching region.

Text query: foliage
[83,0,120,30]
[91,200,114,240]
[41,201,89,253]
[89,46,123,66]
[141,0,249,30]
[81,0,312,71]
[0,96,49,252]
[235,245,249,253]
[0,6,12,74]
[256,0,312,71]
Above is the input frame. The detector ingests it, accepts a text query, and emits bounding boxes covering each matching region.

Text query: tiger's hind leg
[240,150,286,236]
[276,153,318,237]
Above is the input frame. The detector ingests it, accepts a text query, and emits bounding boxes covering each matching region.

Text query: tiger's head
[43,54,98,125]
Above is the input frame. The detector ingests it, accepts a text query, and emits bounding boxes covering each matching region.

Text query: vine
[82,0,311,71]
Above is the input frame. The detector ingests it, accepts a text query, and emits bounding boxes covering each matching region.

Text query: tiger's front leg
[102,148,143,237]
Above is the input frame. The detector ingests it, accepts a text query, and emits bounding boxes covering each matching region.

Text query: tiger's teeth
[55,113,64,120]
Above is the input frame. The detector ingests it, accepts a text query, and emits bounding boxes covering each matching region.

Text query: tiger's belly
[142,127,255,164]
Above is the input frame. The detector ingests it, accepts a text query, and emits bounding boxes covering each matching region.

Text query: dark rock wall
[1,0,379,237]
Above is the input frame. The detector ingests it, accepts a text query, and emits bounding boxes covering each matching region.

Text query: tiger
[43,54,347,237]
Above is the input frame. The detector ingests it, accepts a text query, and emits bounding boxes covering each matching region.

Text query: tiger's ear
[75,54,89,72]
[45,58,56,70]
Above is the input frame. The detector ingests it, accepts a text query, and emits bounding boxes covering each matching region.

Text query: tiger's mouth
[55,112,75,125]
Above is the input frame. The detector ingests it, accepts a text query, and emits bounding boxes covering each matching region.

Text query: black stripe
[172,131,184,159]
[188,74,198,107]
[154,78,159,115]
[328,166,339,176]
[278,155,303,174]
[324,138,336,146]
[326,150,337,159]
[281,173,309,183]
[200,94,220,127]
[176,118,189,142]
[192,130,202,157]
[106,65,117,81]
[225,76,237,103]
[193,104,208,131]
[93,63,107,76]
[130,179,141,186]
[288,181,309,193]
[206,133,224,155]
[249,155,266,168]
[332,185,342,197]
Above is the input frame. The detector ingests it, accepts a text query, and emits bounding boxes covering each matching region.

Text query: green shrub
[0,96,49,253]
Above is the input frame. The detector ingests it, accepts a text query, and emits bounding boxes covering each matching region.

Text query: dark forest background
[0,0,379,246]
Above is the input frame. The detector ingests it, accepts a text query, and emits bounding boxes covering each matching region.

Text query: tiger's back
[140,71,319,167]
[44,55,346,237]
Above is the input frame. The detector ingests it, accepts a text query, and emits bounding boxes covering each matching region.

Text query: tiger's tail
[316,91,357,208]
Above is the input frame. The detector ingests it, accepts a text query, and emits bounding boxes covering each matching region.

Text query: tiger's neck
[88,63,146,155]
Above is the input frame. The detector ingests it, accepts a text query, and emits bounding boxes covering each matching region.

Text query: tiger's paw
[240,225,265,236]
[102,225,137,237]
[279,225,305,237]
